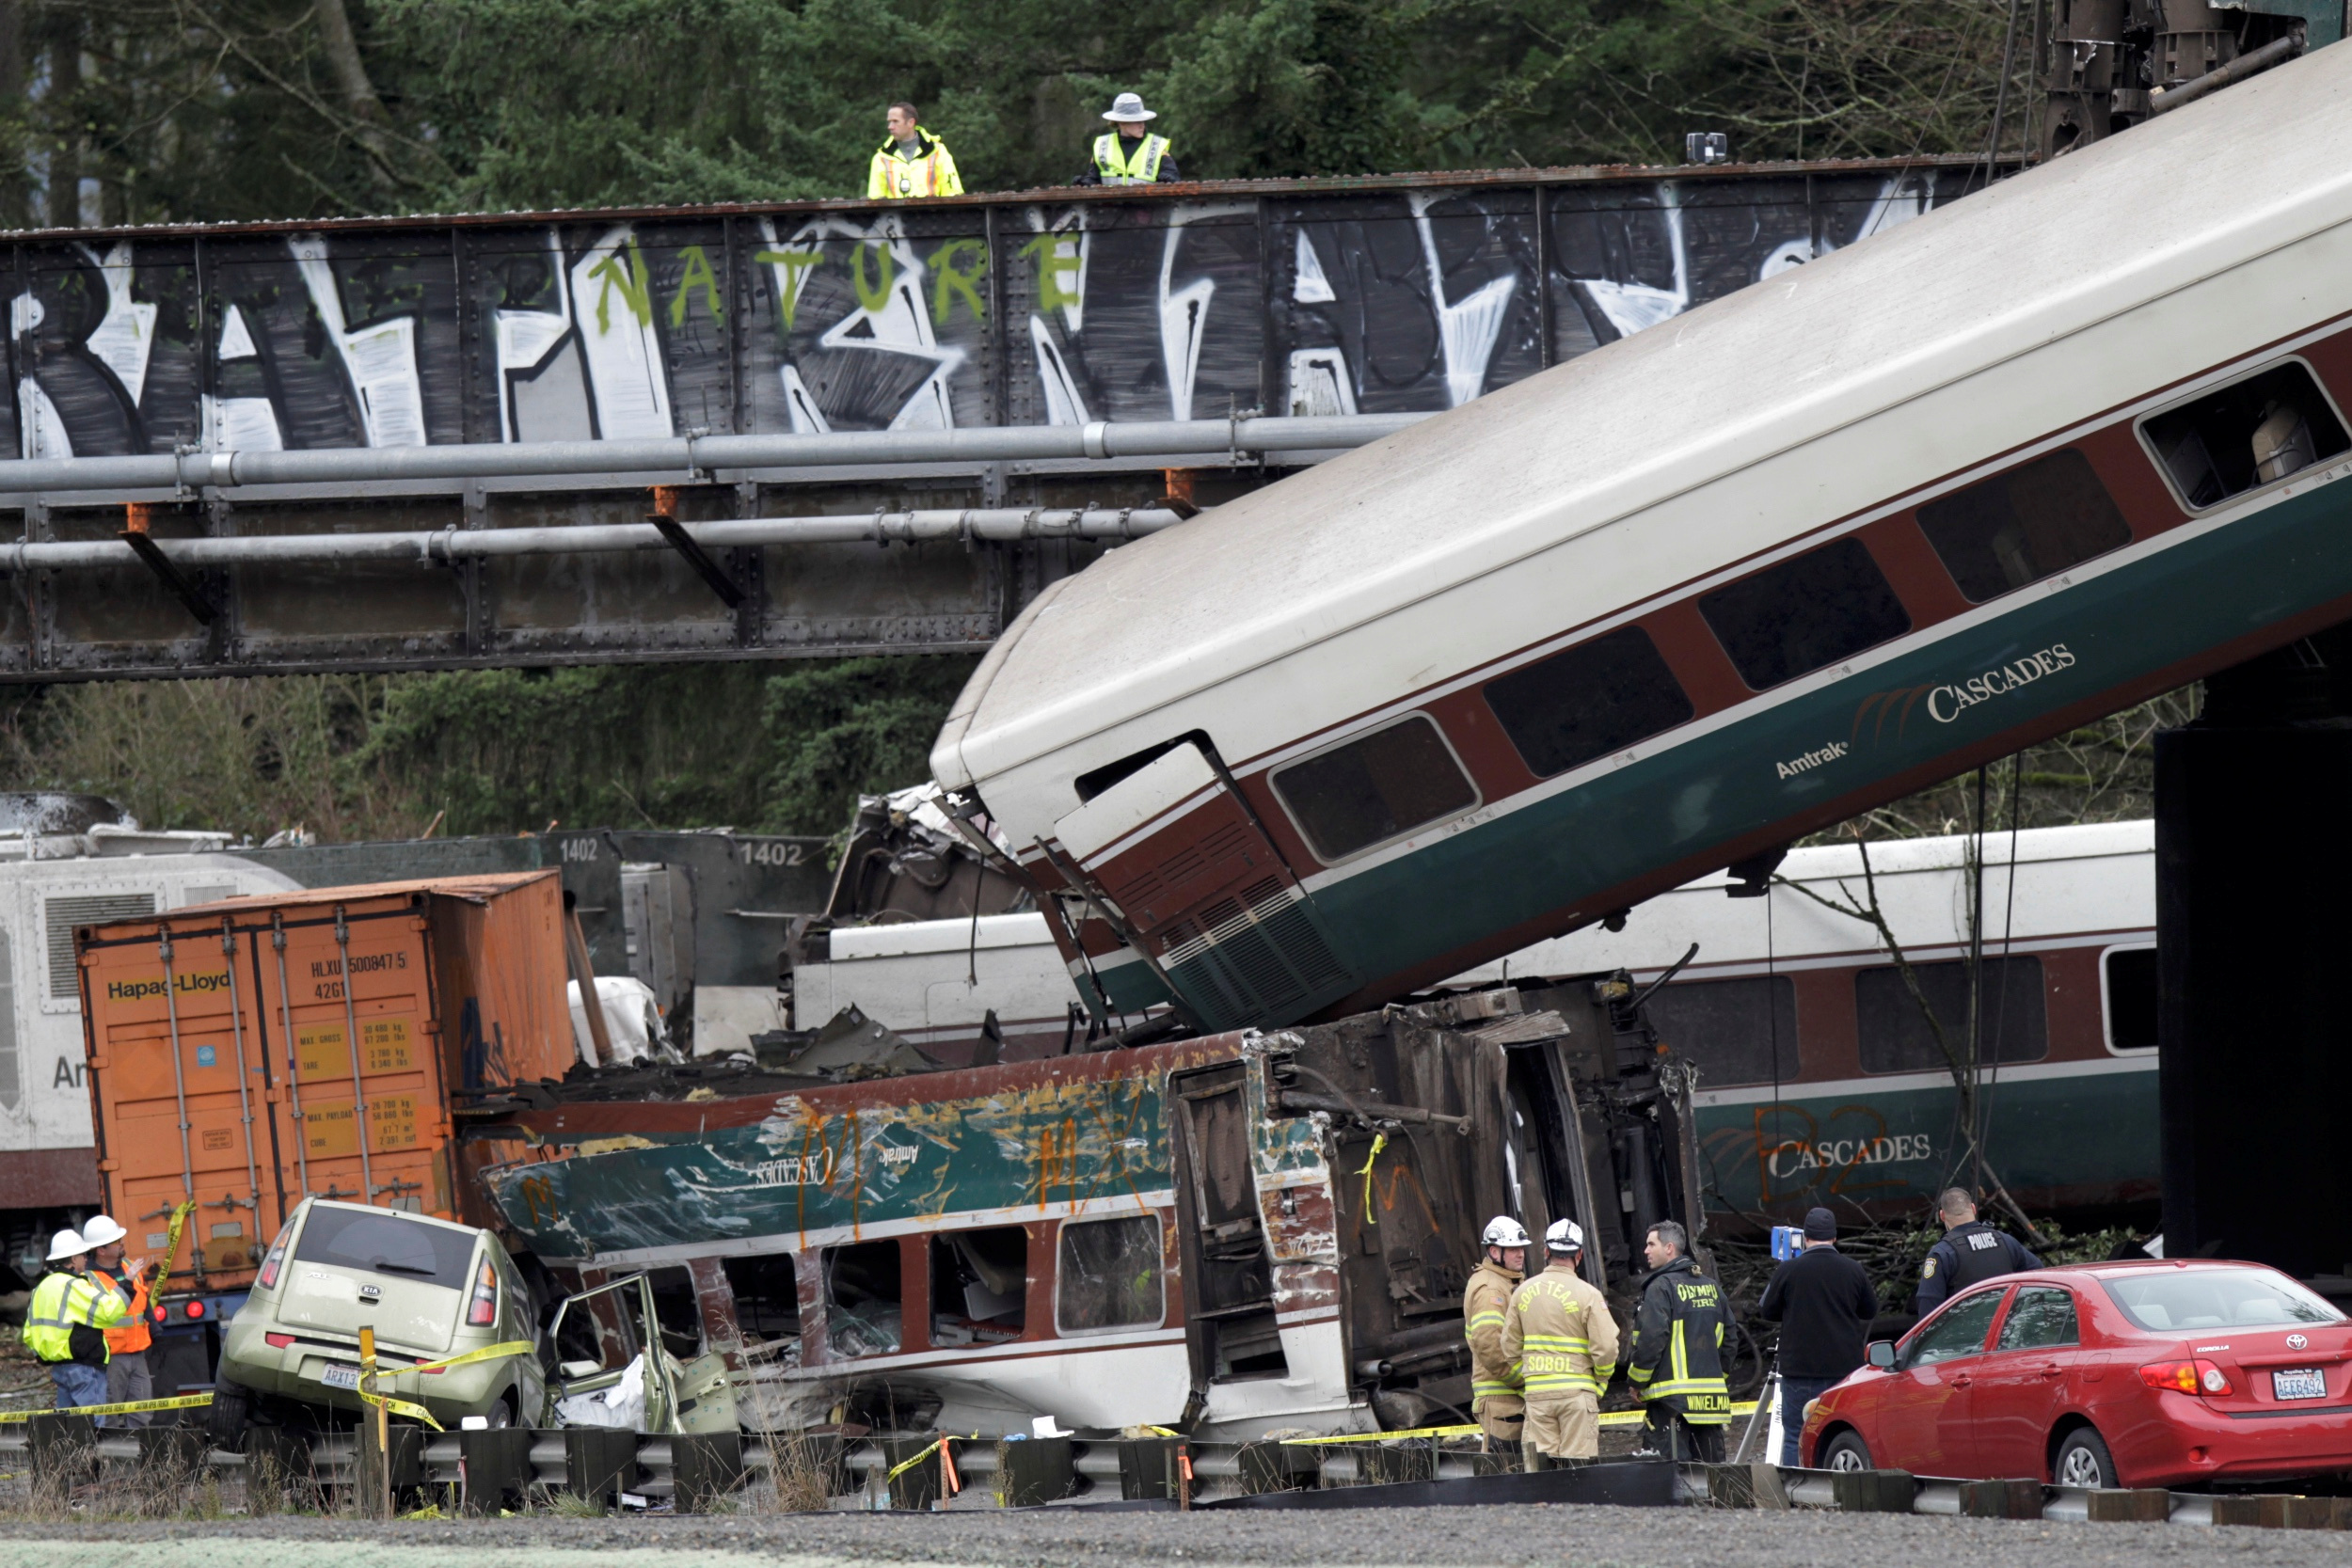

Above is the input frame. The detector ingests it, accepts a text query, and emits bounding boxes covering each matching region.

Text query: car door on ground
[1876,1288,2007,1475]
[1970,1284,2083,1479]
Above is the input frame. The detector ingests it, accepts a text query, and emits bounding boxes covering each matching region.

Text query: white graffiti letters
[1927,643,2077,723]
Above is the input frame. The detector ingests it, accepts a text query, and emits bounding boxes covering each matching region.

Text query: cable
[1978,752,2027,1189]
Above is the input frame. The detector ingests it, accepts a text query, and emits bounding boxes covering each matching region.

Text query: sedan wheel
[2055,1427,2118,1489]
[1822,1432,1873,1472]
[485,1394,515,1429]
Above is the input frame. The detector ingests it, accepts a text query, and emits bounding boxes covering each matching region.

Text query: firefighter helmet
[1546,1218,1586,1254]
[1481,1215,1532,1250]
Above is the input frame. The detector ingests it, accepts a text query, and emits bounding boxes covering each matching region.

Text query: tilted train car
[471,985,1701,1438]
[928,46,2352,1034]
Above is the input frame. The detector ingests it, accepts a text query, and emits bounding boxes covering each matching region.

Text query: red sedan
[1801,1259,2352,1488]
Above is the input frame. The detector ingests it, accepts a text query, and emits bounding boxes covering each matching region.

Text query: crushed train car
[470,980,1702,1439]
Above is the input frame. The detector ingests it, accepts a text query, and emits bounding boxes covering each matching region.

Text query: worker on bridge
[24,1227,127,1412]
[1627,1219,1731,1461]
[1915,1187,2042,1317]
[1074,93,1180,186]
[868,102,963,199]
[84,1214,154,1427]
[1502,1218,1618,1467]
[1462,1214,1528,1457]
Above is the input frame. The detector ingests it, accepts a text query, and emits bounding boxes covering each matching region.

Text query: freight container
[77,873,577,1375]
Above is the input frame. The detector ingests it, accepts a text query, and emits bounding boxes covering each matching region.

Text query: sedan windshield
[294,1206,476,1288]
[2102,1268,2344,1332]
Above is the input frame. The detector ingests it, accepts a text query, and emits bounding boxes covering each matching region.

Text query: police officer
[866,101,963,199]
[82,1215,154,1427]
[24,1227,126,1411]
[1626,1219,1732,1461]
[1462,1215,1529,1456]
[1915,1187,2042,1316]
[1502,1218,1618,1468]
[1073,93,1180,186]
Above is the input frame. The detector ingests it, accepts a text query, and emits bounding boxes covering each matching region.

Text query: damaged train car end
[471,983,1701,1440]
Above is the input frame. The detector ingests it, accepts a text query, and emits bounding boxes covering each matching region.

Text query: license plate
[2273,1368,2328,1402]
[319,1364,362,1392]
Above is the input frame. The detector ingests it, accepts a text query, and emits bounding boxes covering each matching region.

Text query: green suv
[211,1198,544,1441]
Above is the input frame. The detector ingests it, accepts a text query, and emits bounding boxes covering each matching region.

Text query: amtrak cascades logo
[1776,741,1850,780]
[1928,643,2076,722]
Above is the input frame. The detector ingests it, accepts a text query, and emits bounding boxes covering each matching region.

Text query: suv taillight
[2140,1357,2234,1396]
[256,1244,285,1291]
[467,1259,497,1326]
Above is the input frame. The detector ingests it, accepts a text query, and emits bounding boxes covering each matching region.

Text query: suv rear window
[294,1206,477,1288]
[2101,1267,2344,1332]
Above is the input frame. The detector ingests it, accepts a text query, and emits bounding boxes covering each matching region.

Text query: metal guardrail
[0,1422,2330,1523]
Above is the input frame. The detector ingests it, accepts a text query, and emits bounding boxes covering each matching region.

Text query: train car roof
[935,45,2352,794]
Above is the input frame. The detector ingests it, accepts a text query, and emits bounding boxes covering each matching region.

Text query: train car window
[932,1227,1028,1346]
[823,1239,902,1358]
[1643,975,1798,1086]
[1855,957,2047,1073]
[1483,626,1695,778]
[644,1266,706,1359]
[1698,538,1912,689]
[2102,945,2157,1053]
[1915,449,2132,602]
[2140,360,2351,510]
[1057,1214,1167,1334]
[721,1253,800,1339]
[1271,714,1478,863]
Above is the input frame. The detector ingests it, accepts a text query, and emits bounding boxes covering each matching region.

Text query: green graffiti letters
[670,245,724,327]
[586,239,652,335]
[851,241,897,314]
[930,239,987,326]
[754,248,825,331]
[1018,232,1084,314]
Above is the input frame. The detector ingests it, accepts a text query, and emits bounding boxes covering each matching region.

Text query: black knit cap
[1804,1207,1837,1242]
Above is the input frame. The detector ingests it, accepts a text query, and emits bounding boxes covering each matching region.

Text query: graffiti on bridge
[4,166,1975,462]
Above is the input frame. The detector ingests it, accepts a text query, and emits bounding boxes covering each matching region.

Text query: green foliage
[759,657,980,836]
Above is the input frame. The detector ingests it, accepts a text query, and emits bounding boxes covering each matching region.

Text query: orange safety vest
[92,1266,152,1355]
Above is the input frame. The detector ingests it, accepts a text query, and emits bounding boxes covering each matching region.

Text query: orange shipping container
[78,872,576,1297]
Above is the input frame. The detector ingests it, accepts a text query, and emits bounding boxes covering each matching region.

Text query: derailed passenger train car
[470,983,1700,1437]
[929,46,2352,1035]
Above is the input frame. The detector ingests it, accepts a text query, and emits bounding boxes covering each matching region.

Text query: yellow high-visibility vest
[1093,133,1170,184]
[24,1269,125,1363]
[868,132,964,199]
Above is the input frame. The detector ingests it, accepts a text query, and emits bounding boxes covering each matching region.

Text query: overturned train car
[470,982,1699,1438]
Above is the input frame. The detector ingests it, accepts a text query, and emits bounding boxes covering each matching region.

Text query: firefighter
[82,1214,153,1427]
[1462,1215,1529,1456]
[866,101,963,200]
[1626,1219,1732,1461]
[1915,1188,2042,1316]
[1502,1218,1618,1468]
[24,1227,126,1412]
[1073,93,1180,186]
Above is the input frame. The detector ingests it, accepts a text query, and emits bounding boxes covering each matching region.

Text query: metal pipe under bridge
[0,156,1988,680]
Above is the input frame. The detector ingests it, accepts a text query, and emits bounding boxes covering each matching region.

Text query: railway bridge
[0,156,1986,680]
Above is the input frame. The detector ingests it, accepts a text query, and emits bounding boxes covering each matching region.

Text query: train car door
[1051,741,1351,1030]
[1170,1064,1287,1383]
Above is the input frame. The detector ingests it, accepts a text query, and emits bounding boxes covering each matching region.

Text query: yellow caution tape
[884,1432,977,1483]
[356,1339,535,1433]
[1281,1424,1480,1446]
[1355,1132,1388,1225]
[0,1392,215,1424]
[151,1198,199,1296]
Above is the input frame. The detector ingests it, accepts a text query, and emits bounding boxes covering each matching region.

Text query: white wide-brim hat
[1104,92,1157,122]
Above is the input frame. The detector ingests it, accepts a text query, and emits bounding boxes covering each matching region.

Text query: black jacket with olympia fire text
[1627,1254,1733,1425]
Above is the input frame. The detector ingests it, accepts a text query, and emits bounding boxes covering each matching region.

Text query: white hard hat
[1103,92,1157,122]
[1482,1215,1531,1249]
[80,1214,126,1248]
[47,1227,90,1261]
[1546,1218,1586,1254]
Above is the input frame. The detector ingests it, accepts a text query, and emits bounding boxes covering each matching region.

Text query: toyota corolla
[1801,1259,2352,1488]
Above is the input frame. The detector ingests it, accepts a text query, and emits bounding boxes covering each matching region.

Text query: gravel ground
[9,1505,2352,1568]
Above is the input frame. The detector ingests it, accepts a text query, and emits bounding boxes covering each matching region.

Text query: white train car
[930,47,2352,1042]
[1455,820,2157,1220]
